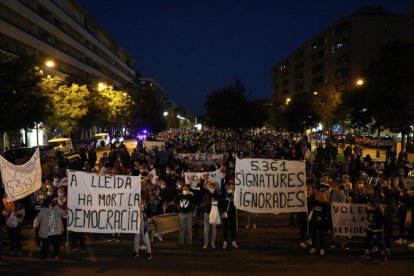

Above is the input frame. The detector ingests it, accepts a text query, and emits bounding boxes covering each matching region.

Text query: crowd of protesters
[1,127,413,263]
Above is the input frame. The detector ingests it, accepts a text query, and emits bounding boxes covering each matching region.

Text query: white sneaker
[306,238,312,246]
[371,246,378,253]
[139,245,146,250]
[231,241,239,249]
[300,242,307,248]
[320,249,325,256]
[210,243,216,249]
[407,242,414,248]
[309,247,316,254]
[395,238,406,245]
[202,244,208,250]
[222,241,227,249]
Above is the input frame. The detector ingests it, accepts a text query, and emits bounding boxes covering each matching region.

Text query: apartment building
[0,0,135,85]
[272,6,409,100]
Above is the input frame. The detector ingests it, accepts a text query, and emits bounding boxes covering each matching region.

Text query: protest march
[1,128,414,264]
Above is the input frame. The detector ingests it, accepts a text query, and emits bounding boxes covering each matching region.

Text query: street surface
[0,213,413,276]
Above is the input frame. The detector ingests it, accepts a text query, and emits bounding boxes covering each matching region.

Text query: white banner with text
[67,171,141,233]
[0,148,41,202]
[234,158,307,214]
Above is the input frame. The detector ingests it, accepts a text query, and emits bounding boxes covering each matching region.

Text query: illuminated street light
[123,92,127,96]
[45,60,55,68]
[313,91,318,95]
[163,111,168,117]
[97,82,107,91]
[285,97,291,105]
[356,78,364,86]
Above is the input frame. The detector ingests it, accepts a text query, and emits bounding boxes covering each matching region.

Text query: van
[48,138,73,155]
[95,133,110,148]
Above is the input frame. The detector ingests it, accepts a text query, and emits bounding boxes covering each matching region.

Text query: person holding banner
[33,197,67,264]
[221,183,239,249]
[201,181,221,249]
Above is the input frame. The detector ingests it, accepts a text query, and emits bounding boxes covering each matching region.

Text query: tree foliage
[40,77,90,134]
[125,78,166,133]
[312,84,342,136]
[284,93,319,132]
[204,79,266,129]
[0,56,50,132]
[363,41,414,135]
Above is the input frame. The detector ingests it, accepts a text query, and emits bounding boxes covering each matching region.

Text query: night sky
[78,0,410,116]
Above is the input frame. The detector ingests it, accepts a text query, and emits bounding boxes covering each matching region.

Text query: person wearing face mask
[200,181,220,249]
[191,180,205,239]
[176,185,195,247]
[33,197,67,264]
[354,180,371,204]
[221,183,238,249]
[375,185,395,256]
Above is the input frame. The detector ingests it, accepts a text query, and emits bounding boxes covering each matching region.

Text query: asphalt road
[1,213,413,276]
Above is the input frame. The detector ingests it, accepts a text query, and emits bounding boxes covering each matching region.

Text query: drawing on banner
[0,148,42,201]
[331,202,367,237]
[234,158,307,214]
[178,153,223,164]
[184,169,223,189]
[67,171,141,234]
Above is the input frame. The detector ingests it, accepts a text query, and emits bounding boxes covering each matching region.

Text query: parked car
[95,133,110,148]
[48,138,73,155]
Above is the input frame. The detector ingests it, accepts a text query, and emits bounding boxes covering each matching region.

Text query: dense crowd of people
[0,127,413,263]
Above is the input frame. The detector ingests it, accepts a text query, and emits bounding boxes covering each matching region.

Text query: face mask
[209,188,215,194]
[194,187,200,191]
[166,170,171,174]
[47,192,54,196]
[183,190,189,195]
[150,165,154,169]
[58,193,65,197]
[226,189,233,194]
[177,185,182,189]
[139,169,144,173]
[57,200,63,206]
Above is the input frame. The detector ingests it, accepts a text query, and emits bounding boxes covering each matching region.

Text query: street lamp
[97,82,107,91]
[285,97,291,105]
[45,60,55,68]
[356,78,364,87]
[313,91,318,95]
[163,111,168,117]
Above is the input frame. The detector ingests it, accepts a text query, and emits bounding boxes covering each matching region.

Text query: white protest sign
[0,148,41,202]
[143,141,165,150]
[234,158,307,214]
[331,202,367,237]
[178,153,223,164]
[184,169,223,188]
[67,171,141,233]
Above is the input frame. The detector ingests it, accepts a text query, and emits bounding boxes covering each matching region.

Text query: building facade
[272,6,410,101]
[0,0,135,85]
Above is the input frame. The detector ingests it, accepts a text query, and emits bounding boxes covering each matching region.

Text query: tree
[284,93,319,132]
[204,79,249,129]
[266,97,287,131]
[363,41,414,151]
[0,56,50,135]
[125,78,166,133]
[312,84,342,138]
[40,77,90,135]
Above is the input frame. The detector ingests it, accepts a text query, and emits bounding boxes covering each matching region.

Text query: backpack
[7,212,18,228]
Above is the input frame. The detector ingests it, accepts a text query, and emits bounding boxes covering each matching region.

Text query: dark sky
[78,0,410,116]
